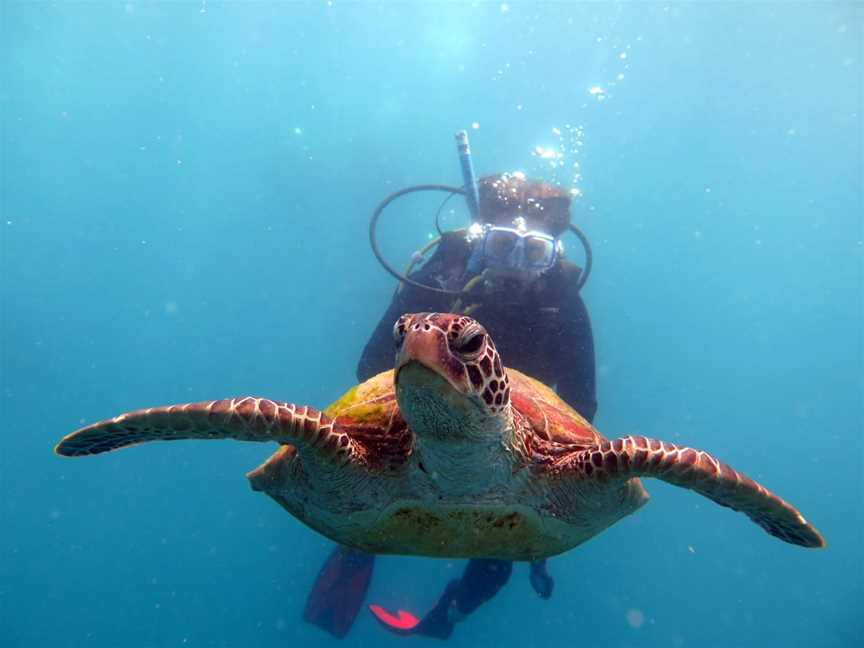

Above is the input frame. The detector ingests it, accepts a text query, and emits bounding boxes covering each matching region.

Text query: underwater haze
[2,2,862,647]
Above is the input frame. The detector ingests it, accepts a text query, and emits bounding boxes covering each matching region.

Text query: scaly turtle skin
[55,312,825,559]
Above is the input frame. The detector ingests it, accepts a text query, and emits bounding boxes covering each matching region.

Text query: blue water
[2,3,861,647]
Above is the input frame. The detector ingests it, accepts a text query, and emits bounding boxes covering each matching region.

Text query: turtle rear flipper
[570,436,825,548]
[55,398,358,465]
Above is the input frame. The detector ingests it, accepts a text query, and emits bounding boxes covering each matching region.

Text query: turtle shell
[323,367,603,459]
[505,369,603,448]
[247,370,410,483]
[322,370,413,470]
[245,366,619,561]
[250,367,602,482]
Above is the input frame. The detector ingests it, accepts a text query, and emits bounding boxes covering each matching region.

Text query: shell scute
[507,369,601,447]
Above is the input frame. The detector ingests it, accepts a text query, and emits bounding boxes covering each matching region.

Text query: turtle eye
[452,329,485,356]
[393,317,409,348]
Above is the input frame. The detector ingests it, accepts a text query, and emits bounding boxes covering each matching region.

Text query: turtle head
[393,313,512,442]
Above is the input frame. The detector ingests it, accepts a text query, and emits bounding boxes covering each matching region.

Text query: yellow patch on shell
[324,385,361,418]
[324,370,396,420]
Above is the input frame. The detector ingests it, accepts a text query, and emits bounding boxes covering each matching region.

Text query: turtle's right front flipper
[55,398,357,464]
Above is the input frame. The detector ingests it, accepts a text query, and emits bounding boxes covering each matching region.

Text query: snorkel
[368,130,593,295]
[456,130,480,219]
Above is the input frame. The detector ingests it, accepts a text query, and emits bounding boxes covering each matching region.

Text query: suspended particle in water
[626,608,646,629]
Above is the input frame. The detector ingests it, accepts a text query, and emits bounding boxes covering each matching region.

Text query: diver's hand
[529,560,554,600]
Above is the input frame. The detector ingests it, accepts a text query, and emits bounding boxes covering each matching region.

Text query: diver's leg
[529,559,554,599]
[411,559,513,638]
[451,559,513,615]
[369,559,514,639]
[303,545,375,638]
[370,579,461,640]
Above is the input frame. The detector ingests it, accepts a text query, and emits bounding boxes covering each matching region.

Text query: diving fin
[303,546,375,639]
[368,605,421,634]
[369,579,461,640]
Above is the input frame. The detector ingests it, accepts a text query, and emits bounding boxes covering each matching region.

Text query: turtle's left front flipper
[567,436,825,548]
[55,398,357,464]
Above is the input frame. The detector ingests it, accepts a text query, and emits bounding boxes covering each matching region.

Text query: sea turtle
[55,312,824,558]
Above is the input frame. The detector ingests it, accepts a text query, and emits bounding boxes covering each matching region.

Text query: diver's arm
[555,292,598,423]
[356,234,467,382]
[356,288,413,382]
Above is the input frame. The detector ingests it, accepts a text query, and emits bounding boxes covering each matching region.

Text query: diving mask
[467,222,560,276]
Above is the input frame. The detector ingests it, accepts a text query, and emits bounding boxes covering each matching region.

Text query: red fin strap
[369,605,419,631]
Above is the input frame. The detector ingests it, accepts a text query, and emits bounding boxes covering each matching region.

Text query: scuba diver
[303,133,597,640]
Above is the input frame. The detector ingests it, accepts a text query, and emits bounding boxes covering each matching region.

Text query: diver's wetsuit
[304,231,597,640]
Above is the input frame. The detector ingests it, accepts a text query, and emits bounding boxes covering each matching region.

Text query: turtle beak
[396,327,469,394]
